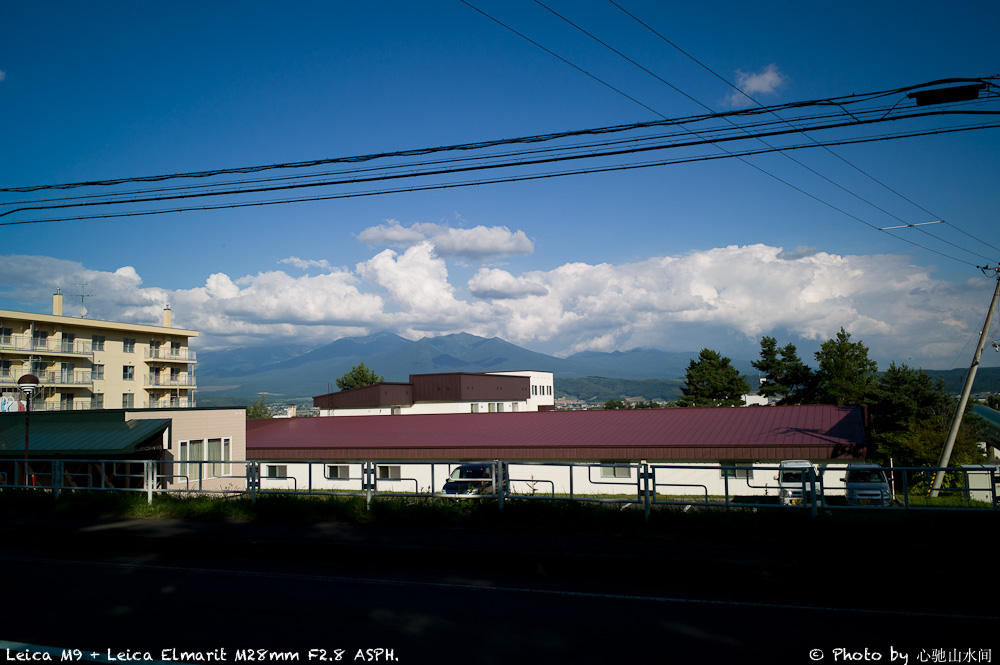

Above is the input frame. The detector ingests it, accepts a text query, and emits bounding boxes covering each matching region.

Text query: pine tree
[678,348,750,407]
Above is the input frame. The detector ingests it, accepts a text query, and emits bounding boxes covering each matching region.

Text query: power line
[534,0,997,265]
[4,120,997,268]
[608,0,1000,262]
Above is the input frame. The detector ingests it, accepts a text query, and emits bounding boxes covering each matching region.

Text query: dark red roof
[247,405,868,461]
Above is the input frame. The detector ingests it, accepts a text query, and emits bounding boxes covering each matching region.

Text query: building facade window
[92,393,104,409]
[123,337,136,353]
[600,462,632,478]
[326,465,350,480]
[121,393,134,409]
[92,364,104,380]
[377,465,401,480]
[267,465,287,479]
[123,366,134,381]
[0,327,11,345]
[720,461,754,480]
[32,330,48,351]
[179,438,232,480]
[92,335,105,351]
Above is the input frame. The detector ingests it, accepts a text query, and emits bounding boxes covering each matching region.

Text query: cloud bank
[0,240,987,369]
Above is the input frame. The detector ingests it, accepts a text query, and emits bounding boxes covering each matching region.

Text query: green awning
[0,414,170,458]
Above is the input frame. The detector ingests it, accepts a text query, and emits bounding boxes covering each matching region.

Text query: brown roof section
[313,373,530,409]
[248,405,868,462]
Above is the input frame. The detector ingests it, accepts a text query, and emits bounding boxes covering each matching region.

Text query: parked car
[442,463,503,495]
[775,459,818,505]
[843,463,892,507]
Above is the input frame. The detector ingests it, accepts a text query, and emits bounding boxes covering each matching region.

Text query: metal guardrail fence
[0,459,996,518]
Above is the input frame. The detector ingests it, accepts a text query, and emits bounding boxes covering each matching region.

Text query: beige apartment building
[0,292,198,411]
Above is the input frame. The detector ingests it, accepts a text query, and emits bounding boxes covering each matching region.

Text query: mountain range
[194,332,1000,406]
[195,332,742,404]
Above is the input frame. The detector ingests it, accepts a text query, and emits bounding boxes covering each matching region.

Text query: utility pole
[930,265,1000,496]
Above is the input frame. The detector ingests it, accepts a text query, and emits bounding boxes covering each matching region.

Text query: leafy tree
[336,362,385,390]
[871,364,986,478]
[813,328,878,405]
[246,395,271,419]
[752,336,814,404]
[677,348,750,407]
[986,394,1000,410]
[602,399,628,410]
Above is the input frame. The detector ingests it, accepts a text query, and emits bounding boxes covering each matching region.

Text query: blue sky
[2,1,999,370]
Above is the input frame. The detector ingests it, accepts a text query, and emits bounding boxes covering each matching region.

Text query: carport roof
[247,405,868,461]
[0,415,170,457]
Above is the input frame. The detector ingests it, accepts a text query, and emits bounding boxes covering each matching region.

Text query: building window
[600,462,632,478]
[32,330,49,351]
[123,337,135,353]
[61,333,76,353]
[60,393,74,411]
[720,462,754,480]
[532,385,537,396]
[208,437,231,477]
[326,465,350,480]
[92,393,104,409]
[92,364,104,380]
[92,335,105,351]
[548,386,552,395]
[267,465,288,479]
[377,465,401,480]
[123,366,134,381]
[179,438,231,480]
[471,403,479,413]
[170,341,181,357]
[0,360,10,377]
[122,393,134,409]
[0,327,11,345]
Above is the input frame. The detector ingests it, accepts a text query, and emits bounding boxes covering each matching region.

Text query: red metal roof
[247,405,868,461]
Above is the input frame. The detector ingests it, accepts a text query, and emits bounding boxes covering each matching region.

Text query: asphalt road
[0,517,995,665]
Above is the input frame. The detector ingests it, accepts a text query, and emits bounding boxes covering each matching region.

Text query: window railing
[145,347,196,362]
[143,399,194,409]
[0,334,93,355]
[0,369,92,385]
[145,374,196,387]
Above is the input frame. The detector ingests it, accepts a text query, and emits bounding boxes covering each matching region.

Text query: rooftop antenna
[75,283,91,318]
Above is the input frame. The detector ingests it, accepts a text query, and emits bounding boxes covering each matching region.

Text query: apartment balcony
[145,374,196,388]
[40,400,95,412]
[144,398,195,409]
[0,334,93,357]
[0,368,92,387]
[145,348,197,363]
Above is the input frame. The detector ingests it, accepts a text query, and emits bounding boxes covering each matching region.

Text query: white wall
[254,460,850,498]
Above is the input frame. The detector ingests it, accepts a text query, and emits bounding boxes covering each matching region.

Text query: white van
[775,460,818,505]
[843,463,892,507]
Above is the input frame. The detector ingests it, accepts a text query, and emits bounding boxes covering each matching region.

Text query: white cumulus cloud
[357,219,533,259]
[724,63,787,108]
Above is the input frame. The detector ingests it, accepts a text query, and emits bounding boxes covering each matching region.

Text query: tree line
[675,327,987,470]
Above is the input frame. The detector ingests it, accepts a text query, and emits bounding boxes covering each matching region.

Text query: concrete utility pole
[931,266,1000,497]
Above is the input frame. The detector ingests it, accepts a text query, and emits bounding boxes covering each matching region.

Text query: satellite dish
[80,306,88,317]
